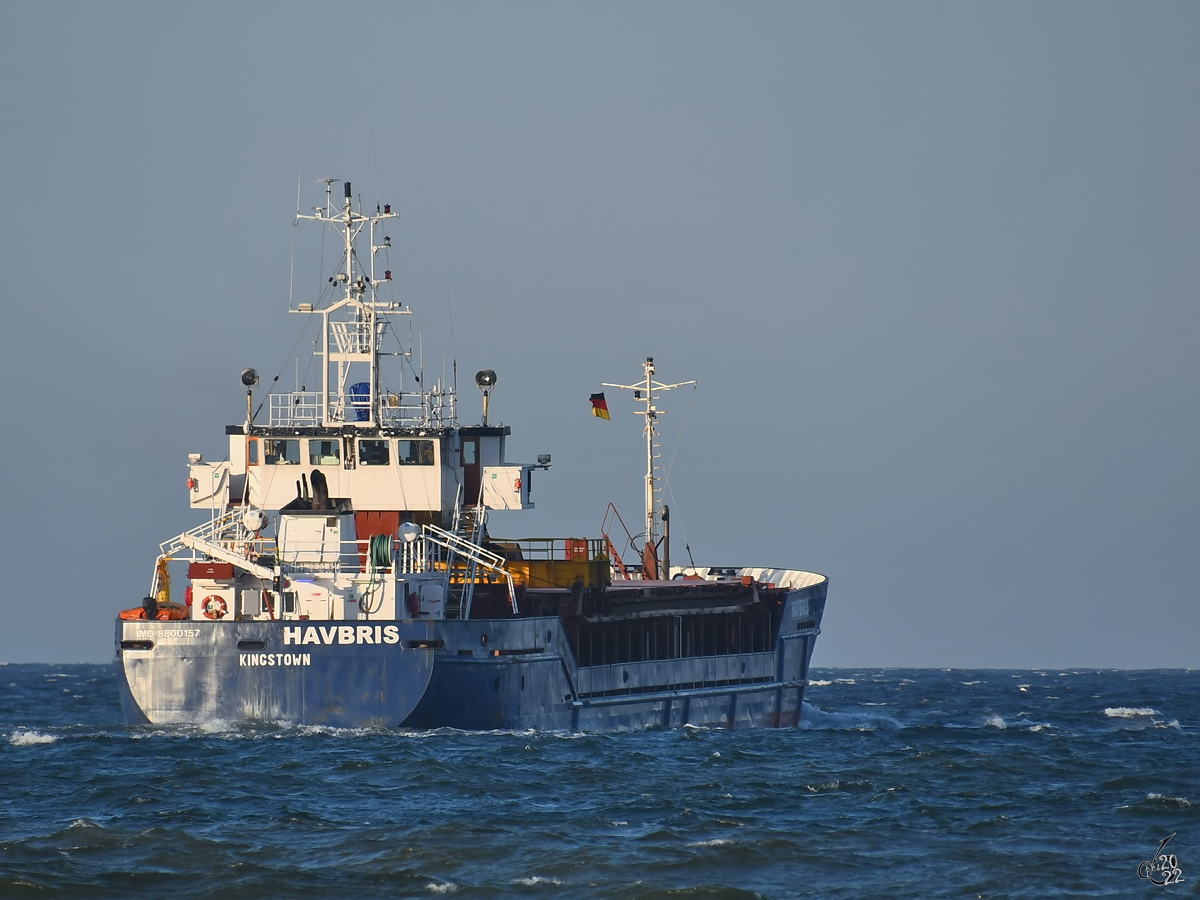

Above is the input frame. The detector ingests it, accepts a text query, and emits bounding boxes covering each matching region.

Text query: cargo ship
[116,179,828,730]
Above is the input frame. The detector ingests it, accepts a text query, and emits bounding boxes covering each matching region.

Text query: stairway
[438,488,515,618]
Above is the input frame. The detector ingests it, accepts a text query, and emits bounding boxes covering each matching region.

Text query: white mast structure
[604,357,695,576]
[292,179,403,427]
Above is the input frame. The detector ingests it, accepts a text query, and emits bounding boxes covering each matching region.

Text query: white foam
[1104,707,1159,718]
[293,724,379,737]
[513,876,564,886]
[807,679,833,686]
[9,729,56,746]
[426,883,460,894]
[1147,793,1192,807]
[1119,794,1194,810]
[805,780,841,792]
[687,838,736,847]
[984,715,1007,730]
[405,727,585,739]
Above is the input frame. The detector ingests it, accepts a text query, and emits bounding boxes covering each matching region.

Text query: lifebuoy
[201,595,228,619]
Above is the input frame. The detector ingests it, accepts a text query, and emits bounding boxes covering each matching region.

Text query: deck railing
[492,537,606,562]
[268,388,457,428]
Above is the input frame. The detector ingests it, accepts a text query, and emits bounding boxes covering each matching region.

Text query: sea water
[0,666,1195,898]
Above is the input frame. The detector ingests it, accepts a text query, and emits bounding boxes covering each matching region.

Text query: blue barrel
[349,382,371,421]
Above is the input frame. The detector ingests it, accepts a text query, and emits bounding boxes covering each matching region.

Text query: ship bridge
[187,423,535,522]
[183,180,543,522]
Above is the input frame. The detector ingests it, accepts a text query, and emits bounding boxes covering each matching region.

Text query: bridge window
[308,440,341,466]
[359,440,390,466]
[263,439,300,465]
[397,440,435,466]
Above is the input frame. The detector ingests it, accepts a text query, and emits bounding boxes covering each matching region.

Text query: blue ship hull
[116,581,825,731]
[116,619,437,728]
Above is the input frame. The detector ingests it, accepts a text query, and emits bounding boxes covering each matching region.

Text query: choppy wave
[1146,792,1191,807]
[1117,793,1194,810]
[8,729,57,746]
[0,664,1193,900]
[1103,706,1159,718]
[799,702,901,731]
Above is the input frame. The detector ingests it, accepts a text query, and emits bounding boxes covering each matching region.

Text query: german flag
[589,392,610,420]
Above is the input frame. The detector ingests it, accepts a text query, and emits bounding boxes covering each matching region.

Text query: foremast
[603,357,695,578]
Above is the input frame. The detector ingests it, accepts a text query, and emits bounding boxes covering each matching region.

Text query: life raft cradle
[118,602,189,621]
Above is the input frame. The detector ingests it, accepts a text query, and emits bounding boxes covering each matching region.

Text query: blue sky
[1,2,1197,666]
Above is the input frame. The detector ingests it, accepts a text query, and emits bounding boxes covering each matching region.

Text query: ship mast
[267,180,456,432]
[293,179,403,427]
[603,358,695,577]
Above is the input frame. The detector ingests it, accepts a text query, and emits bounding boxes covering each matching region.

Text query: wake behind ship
[116,179,828,731]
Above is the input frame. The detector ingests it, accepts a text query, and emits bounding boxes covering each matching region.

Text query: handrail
[158,510,240,558]
[487,536,606,560]
[422,523,518,615]
[150,511,269,598]
[268,386,458,428]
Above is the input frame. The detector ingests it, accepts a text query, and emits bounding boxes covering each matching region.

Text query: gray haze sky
[1,2,1197,666]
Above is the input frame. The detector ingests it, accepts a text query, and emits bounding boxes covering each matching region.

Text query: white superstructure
[185,179,541,521]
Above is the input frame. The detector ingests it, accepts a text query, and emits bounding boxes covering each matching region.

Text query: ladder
[423,522,517,618]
